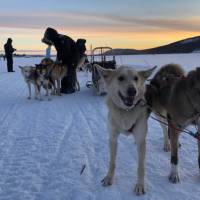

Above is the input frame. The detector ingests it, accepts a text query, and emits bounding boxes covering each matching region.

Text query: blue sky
[0,0,200,51]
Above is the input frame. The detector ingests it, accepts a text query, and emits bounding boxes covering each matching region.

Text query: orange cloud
[0,11,200,51]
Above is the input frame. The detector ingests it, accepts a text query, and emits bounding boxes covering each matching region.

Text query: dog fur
[39,58,81,94]
[95,64,156,195]
[19,65,51,100]
[146,64,185,152]
[43,62,67,95]
[35,64,52,100]
[147,63,200,183]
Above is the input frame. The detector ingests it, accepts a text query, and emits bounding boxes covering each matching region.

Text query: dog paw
[134,183,145,195]
[168,172,180,183]
[101,175,113,186]
[163,142,171,152]
[27,97,31,100]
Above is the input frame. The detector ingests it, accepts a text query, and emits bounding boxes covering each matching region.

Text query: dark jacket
[4,40,15,57]
[42,28,86,66]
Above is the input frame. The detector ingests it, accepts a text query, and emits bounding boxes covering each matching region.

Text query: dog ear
[139,66,157,80]
[94,64,114,82]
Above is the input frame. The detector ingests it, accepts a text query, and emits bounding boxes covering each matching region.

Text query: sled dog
[35,64,52,100]
[38,62,67,96]
[19,65,51,100]
[147,64,200,183]
[96,64,156,195]
[146,64,185,152]
[39,57,82,94]
[19,66,38,99]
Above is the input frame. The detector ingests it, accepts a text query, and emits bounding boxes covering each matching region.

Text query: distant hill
[104,48,140,55]
[105,36,200,55]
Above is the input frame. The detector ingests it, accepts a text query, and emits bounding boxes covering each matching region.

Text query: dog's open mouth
[118,91,135,107]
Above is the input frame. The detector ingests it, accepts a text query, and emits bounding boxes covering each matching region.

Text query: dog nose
[127,87,136,97]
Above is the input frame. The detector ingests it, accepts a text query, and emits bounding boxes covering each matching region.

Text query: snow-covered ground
[0,54,200,200]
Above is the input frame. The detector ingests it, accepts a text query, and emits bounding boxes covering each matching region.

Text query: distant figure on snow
[42,27,86,94]
[4,38,16,72]
[45,45,51,59]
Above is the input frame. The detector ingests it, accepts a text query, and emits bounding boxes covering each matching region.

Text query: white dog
[95,64,156,195]
[19,66,39,100]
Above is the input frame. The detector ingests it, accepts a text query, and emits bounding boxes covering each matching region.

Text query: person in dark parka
[4,38,16,72]
[42,27,86,94]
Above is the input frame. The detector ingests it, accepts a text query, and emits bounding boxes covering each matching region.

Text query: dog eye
[118,76,125,82]
[134,76,138,81]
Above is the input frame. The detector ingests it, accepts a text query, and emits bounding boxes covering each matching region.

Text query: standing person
[4,38,16,72]
[42,27,86,94]
[45,45,51,59]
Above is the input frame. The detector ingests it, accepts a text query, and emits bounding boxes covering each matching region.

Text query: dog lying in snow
[96,64,156,195]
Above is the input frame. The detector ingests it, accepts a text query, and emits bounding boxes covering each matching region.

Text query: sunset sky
[1,0,200,52]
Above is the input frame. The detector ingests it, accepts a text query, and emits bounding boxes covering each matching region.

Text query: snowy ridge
[180,37,200,44]
[0,54,200,200]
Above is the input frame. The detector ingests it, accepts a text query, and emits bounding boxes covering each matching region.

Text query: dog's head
[19,66,35,78]
[41,27,58,45]
[35,64,48,82]
[187,67,200,89]
[95,64,156,110]
[40,58,54,66]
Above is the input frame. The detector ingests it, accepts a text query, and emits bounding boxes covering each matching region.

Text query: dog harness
[126,99,147,133]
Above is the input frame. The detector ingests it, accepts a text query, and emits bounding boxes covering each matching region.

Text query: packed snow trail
[0,54,200,200]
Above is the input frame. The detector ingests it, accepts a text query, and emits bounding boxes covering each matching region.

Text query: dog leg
[198,140,200,173]
[76,80,80,91]
[102,130,119,186]
[27,83,31,99]
[51,80,56,95]
[168,125,180,183]
[197,118,200,172]
[34,84,38,99]
[46,87,51,101]
[134,122,147,195]
[57,79,61,96]
[37,85,42,101]
[134,140,146,195]
[156,115,170,152]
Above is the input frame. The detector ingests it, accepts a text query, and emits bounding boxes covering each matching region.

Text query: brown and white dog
[96,64,156,195]
[19,65,51,100]
[147,63,200,183]
[39,58,81,95]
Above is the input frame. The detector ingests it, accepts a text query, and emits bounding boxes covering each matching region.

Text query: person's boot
[60,78,76,94]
